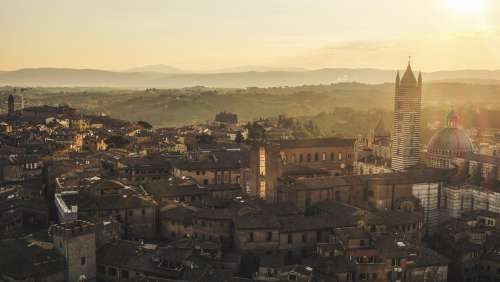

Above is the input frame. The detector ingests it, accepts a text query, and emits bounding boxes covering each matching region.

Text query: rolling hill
[2,67,500,88]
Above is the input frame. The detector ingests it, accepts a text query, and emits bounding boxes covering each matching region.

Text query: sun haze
[1,0,500,71]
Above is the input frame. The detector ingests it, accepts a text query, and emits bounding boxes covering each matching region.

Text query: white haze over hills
[2,66,500,88]
[124,65,308,74]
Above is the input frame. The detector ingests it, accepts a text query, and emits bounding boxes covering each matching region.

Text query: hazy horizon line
[4,65,500,74]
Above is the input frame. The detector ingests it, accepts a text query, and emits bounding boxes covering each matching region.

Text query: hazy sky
[2,0,500,71]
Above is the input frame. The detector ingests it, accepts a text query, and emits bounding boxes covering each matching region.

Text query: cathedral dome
[426,111,475,169]
[427,127,474,155]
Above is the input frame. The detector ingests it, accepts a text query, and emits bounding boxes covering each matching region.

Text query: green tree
[247,122,266,141]
[235,131,244,143]
[196,133,215,144]
[105,135,130,149]
[136,120,153,129]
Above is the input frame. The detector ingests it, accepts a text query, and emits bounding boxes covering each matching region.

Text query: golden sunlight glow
[444,0,484,14]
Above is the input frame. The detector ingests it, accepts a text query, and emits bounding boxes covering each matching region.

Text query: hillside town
[0,63,499,282]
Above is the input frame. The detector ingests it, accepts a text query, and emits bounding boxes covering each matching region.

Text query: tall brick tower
[391,62,422,171]
[7,94,14,115]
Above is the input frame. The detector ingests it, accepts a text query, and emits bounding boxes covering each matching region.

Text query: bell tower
[391,62,422,171]
[7,94,14,115]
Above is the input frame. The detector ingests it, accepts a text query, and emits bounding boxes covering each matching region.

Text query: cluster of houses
[0,95,499,282]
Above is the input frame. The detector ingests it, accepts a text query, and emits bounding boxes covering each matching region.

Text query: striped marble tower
[391,62,422,171]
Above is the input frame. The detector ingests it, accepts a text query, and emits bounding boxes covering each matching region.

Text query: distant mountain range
[2,66,500,88]
[125,64,308,74]
[125,64,188,74]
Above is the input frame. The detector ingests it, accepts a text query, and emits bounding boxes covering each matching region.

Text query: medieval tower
[52,220,97,282]
[391,62,422,171]
[7,94,14,115]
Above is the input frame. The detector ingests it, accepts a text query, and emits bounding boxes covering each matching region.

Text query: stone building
[102,154,172,184]
[391,63,422,171]
[192,207,234,248]
[171,148,247,186]
[277,176,353,210]
[306,218,445,282]
[51,220,97,282]
[430,210,500,282]
[159,205,194,240]
[0,235,65,281]
[355,118,392,175]
[55,179,158,240]
[96,239,226,281]
[279,137,355,175]
[444,153,500,219]
[243,142,282,202]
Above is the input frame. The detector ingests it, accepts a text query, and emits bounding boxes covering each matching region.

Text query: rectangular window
[322,152,326,161]
[392,258,401,267]
[338,152,343,161]
[81,256,86,265]
[249,232,254,242]
[266,232,272,241]
[288,234,292,244]
[217,174,224,184]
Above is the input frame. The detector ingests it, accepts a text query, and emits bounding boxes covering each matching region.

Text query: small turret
[395,71,400,88]
[446,110,459,129]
